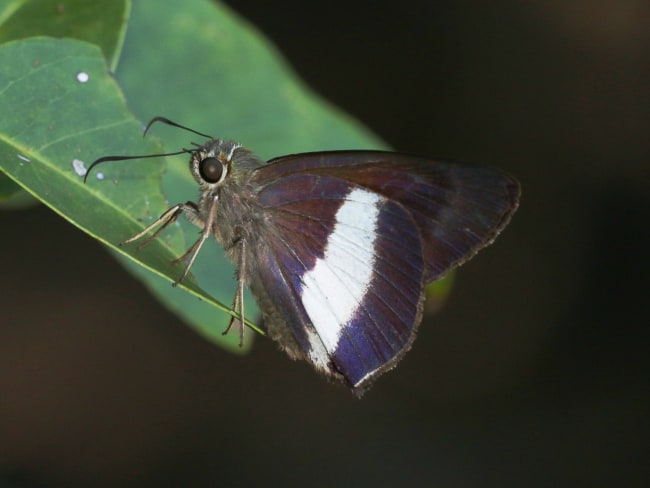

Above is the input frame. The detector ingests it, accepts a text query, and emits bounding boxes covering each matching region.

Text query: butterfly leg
[169,195,219,286]
[223,237,246,347]
[121,202,199,248]
[122,197,218,287]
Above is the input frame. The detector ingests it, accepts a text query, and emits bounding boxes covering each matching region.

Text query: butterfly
[86,117,520,396]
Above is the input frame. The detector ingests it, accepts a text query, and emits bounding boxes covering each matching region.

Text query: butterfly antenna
[84,117,211,183]
[144,116,213,139]
[83,149,192,183]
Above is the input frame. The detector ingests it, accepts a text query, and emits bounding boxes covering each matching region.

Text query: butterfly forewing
[251,173,425,388]
[257,152,519,281]
[248,151,519,392]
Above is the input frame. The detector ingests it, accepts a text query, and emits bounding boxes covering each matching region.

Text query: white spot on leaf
[76,71,89,83]
[71,158,87,176]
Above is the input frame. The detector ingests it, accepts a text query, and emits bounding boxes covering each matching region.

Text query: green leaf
[424,274,455,316]
[119,0,384,157]
[0,0,387,351]
[0,37,251,350]
[0,171,23,201]
[0,0,131,203]
[0,0,129,70]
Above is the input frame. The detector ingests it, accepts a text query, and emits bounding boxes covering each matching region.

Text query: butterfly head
[189,139,263,191]
[189,139,238,188]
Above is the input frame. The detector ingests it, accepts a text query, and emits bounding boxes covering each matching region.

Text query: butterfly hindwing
[250,172,426,390]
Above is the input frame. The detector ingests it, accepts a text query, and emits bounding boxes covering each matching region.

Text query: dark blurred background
[1,0,649,486]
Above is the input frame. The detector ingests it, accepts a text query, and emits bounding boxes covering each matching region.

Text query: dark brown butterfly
[87,117,520,395]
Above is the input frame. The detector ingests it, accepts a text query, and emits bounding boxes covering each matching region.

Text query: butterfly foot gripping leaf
[87,117,521,396]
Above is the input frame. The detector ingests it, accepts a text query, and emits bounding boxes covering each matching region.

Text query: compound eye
[199,157,225,183]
